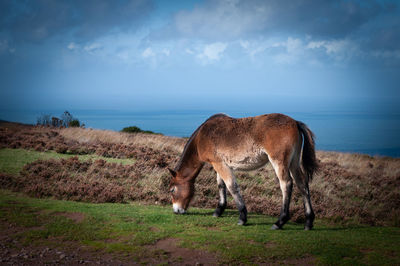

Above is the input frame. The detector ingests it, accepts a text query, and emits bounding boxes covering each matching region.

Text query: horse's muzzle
[173,203,186,214]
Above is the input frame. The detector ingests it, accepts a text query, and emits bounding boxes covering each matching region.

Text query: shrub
[121,126,159,135]
[69,119,80,127]
[36,114,52,126]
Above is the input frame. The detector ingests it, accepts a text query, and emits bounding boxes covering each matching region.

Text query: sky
[0,0,399,116]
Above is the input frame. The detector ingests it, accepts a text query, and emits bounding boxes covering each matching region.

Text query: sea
[1,109,399,158]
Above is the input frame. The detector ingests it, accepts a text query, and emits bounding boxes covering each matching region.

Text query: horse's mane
[174,113,227,171]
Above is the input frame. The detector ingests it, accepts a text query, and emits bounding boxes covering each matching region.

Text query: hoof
[213,212,221,217]
[304,226,313,230]
[271,224,282,230]
[237,220,247,226]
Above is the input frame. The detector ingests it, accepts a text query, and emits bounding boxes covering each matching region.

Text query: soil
[146,238,217,265]
[0,218,218,265]
[0,220,135,265]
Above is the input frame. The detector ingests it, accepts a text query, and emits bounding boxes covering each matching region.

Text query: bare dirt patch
[0,219,140,265]
[259,255,317,266]
[148,238,218,265]
[281,256,317,265]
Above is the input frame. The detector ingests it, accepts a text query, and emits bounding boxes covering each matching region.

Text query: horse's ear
[168,168,177,177]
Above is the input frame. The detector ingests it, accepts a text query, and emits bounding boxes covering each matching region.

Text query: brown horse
[168,113,318,230]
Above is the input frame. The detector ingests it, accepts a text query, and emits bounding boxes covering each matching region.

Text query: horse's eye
[169,187,175,193]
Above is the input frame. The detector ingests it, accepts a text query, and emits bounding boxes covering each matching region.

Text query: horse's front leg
[212,162,247,225]
[213,173,227,217]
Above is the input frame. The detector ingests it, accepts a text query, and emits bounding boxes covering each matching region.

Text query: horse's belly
[224,151,269,171]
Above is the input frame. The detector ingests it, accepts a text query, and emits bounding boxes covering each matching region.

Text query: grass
[0,148,134,175]
[60,126,185,153]
[0,189,399,265]
[1,123,400,263]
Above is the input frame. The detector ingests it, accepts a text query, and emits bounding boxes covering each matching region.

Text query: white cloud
[185,48,194,55]
[173,0,269,40]
[270,37,304,65]
[285,37,302,54]
[142,47,155,58]
[306,39,359,62]
[324,40,350,55]
[162,48,170,56]
[239,40,250,49]
[307,39,352,54]
[198,42,227,62]
[307,41,325,49]
[67,42,78,50]
[84,43,102,53]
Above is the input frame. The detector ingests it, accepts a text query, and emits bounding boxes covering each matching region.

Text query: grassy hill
[0,121,399,264]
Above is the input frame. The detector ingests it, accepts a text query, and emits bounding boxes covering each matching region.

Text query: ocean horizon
[1,109,399,158]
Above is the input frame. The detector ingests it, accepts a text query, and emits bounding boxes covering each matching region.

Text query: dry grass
[60,127,186,153]
[1,122,399,226]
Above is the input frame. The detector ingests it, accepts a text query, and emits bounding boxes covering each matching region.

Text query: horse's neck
[176,140,203,180]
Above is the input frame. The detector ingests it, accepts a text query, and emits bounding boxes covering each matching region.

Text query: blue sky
[0,0,399,115]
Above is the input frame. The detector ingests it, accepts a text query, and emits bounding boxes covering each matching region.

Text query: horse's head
[168,168,195,214]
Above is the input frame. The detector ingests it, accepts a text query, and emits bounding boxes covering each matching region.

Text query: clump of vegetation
[36,110,83,128]
[0,154,172,204]
[121,126,159,135]
[68,119,80,127]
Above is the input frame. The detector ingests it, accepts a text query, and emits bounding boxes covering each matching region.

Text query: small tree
[36,111,83,128]
[36,114,51,126]
[61,111,73,127]
[69,119,80,127]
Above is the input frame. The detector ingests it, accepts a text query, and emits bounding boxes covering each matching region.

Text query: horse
[167,113,318,230]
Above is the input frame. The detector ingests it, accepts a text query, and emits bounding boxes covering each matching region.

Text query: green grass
[0,148,134,175]
[0,147,399,264]
[0,189,399,265]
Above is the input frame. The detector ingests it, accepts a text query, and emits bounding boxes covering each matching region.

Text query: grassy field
[0,122,400,264]
[1,189,399,265]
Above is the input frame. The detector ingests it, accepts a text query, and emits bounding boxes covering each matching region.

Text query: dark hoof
[237,220,247,226]
[304,225,313,230]
[271,224,282,230]
[213,211,221,217]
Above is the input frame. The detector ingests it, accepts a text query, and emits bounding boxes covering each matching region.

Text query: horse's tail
[297,121,318,182]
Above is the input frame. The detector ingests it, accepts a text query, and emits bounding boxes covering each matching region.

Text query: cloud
[67,42,79,51]
[153,0,389,42]
[172,0,268,40]
[272,37,304,65]
[162,48,170,56]
[185,48,195,55]
[149,0,399,67]
[84,43,102,53]
[197,42,227,62]
[142,47,155,58]
[306,39,359,63]
[0,0,154,43]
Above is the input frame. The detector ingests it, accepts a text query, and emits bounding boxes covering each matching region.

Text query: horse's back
[196,113,300,169]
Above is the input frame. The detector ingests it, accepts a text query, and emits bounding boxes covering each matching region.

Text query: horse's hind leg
[270,158,293,230]
[213,173,227,217]
[290,165,315,230]
[212,162,247,225]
